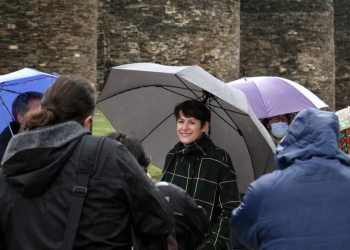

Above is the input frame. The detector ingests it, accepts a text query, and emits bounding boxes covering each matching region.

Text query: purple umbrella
[227,76,328,119]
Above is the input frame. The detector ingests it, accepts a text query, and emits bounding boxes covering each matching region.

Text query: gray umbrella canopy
[97,63,276,193]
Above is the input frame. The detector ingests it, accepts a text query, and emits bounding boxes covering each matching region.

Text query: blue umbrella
[0,68,58,132]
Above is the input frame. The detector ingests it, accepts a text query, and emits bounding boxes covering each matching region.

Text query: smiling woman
[176,112,209,145]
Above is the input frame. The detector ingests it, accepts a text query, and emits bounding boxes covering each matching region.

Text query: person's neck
[180,134,206,147]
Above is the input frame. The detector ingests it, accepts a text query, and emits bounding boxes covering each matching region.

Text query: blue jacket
[230,108,350,250]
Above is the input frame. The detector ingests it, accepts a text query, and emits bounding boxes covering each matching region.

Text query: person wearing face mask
[262,114,292,145]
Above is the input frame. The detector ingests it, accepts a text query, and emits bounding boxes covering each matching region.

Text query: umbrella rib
[0,96,15,136]
[173,75,250,116]
[98,85,202,103]
[1,75,54,87]
[251,82,269,118]
[0,88,22,95]
[208,97,242,136]
[140,112,174,143]
[100,84,246,115]
[0,96,13,119]
[163,82,249,135]
[140,86,215,143]
[209,107,239,133]
[207,99,251,116]
[99,80,252,141]
[140,85,208,142]
[209,96,260,178]
[174,75,202,99]
[140,93,214,142]
[159,86,202,99]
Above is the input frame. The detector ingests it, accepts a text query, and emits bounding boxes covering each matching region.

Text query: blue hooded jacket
[230,108,350,250]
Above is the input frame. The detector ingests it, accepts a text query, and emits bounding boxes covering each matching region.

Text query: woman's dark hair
[174,100,211,127]
[24,75,96,130]
[107,132,151,171]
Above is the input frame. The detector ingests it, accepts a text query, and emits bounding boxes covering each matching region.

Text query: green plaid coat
[161,134,241,250]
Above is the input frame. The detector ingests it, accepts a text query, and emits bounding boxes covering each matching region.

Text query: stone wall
[0,1,347,108]
[0,0,98,82]
[334,0,350,110]
[240,0,335,109]
[97,0,240,90]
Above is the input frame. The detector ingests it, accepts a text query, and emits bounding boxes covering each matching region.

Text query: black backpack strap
[61,135,105,250]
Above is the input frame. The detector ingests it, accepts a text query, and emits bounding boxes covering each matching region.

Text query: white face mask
[271,122,289,138]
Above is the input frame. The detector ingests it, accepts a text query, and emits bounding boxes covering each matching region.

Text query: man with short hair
[161,99,241,249]
[0,91,42,160]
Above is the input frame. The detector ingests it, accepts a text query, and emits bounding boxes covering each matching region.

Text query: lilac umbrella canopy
[227,76,328,119]
[0,68,58,132]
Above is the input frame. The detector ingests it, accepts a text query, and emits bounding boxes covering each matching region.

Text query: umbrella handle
[202,91,214,104]
[240,66,246,78]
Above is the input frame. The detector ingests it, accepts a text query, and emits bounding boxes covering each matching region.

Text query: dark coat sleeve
[230,172,278,249]
[0,129,10,163]
[0,122,19,164]
[0,226,5,250]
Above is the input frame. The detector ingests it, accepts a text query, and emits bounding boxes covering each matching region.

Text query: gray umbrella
[97,63,276,193]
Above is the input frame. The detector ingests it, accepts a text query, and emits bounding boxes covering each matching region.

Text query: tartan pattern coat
[161,134,241,249]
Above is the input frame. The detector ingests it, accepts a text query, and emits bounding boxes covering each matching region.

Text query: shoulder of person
[204,140,229,157]
[248,170,284,197]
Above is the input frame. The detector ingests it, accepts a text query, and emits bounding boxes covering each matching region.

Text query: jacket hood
[1,121,89,197]
[276,108,350,170]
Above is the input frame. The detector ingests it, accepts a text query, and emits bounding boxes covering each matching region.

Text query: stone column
[334,0,350,110]
[0,0,98,83]
[97,0,240,90]
[240,0,335,109]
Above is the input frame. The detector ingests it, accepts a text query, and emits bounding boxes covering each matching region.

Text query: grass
[92,108,115,136]
[147,165,162,182]
[92,108,162,181]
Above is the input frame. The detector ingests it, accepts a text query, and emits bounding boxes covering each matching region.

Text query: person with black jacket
[0,75,173,250]
[161,100,241,250]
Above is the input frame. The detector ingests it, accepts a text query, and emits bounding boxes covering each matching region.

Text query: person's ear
[83,115,93,132]
[16,113,25,124]
[16,113,26,132]
[202,121,209,133]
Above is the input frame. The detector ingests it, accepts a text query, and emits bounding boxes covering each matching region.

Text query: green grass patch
[147,164,162,182]
[92,108,115,136]
[93,108,163,182]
